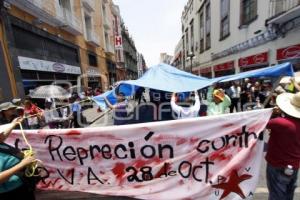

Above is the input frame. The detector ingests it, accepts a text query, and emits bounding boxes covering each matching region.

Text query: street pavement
[36,101,300,200]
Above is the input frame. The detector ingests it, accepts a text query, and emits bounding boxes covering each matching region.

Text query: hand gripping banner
[7,109,272,200]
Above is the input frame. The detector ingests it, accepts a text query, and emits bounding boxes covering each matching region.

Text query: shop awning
[215,62,294,82]
[214,61,234,72]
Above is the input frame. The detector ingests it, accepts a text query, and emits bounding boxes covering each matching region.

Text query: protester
[23,100,43,129]
[170,91,200,119]
[57,99,72,128]
[240,78,252,111]
[43,101,62,129]
[12,98,22,107]
[104,92,128,125]
[0,102,18,125]
[70,97,83,128]
[265,92,300,200]
[0,118,37,200]
[291,77,300,92]
[134,87,146,104]
[45,98,56,110]
[251,81,261,101]
[229,81,241,113]
[206,86,231,116]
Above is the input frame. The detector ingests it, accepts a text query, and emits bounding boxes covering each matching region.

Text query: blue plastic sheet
[92,62,294,108]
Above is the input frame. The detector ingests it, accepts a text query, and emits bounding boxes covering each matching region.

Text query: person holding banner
[291,77,300,92]
[206,86,231,116]
[171,91,200,119]
[104,92,128,125]
[266,92,300,200]
[0,118,37,200]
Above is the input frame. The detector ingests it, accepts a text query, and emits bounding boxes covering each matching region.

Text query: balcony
[268,0,300,24]
[7,0,83,35]
[56,9,82,35]
[82,0,95,12]
[105,43,115,55]
[7,0,62,26]
[103,15,111,30]
[86,31,100,47]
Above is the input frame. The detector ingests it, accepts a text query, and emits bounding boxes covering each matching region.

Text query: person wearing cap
[11,99,22,107]
[171,91,200,119]
[265,92,300,200]
[206,86,231,116]
[0,118,37,199]
[0,103,18,125]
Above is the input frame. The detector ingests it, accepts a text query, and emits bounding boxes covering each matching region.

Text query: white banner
[6,109,272,200]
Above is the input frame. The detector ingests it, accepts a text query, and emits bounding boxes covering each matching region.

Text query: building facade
[110,2,126,82]
[160,53,173,65]
[102,0,117,86]
[137,53,146,78]
[0,0,112,101]
[172,39,183,70]
[121,23,138,80]
[178,0,300,78]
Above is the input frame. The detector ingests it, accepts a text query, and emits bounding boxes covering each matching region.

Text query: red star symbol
[212,170,252,200]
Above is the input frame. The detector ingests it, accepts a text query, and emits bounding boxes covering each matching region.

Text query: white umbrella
[69,85,86,94]
[29,85,71,99]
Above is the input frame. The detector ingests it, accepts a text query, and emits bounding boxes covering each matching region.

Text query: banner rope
[17,122,40,177]
[22,98,93,120]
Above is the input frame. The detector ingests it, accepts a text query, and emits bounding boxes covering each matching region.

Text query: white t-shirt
[44,109,60,123]
[230,86,241,98]
[171,94,201,119]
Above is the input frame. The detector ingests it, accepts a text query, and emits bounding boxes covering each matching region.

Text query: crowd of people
[1,77,300,199]
[0,86,105,130]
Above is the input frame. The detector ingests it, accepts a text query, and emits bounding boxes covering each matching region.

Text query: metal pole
[190,56,193,73]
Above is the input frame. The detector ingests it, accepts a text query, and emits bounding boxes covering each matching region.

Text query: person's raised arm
[291,77,300,92]
[0,118,23,142]
[170,93,181,116]
[193,91,201,110]
[104,97,115,109]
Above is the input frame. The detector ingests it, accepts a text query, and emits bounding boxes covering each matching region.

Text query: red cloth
[24,104,42,115]
[266,117,300,169]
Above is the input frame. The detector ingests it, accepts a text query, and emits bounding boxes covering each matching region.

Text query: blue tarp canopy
[92,62,294,108]
[119,63,213,93]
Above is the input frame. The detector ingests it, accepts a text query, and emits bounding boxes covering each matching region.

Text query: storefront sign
[200,67,212,73]
[214,61,234,72]
[115,35,123,49]
[18,56,81,75]
[277,44,300,60]
[239,52,268,67]
[87,67,100,76]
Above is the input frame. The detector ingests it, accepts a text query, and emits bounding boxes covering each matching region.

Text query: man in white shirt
[229,82,241,113]
[171,91,200,119]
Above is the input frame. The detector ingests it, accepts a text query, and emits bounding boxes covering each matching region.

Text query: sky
[113,0,187,67]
